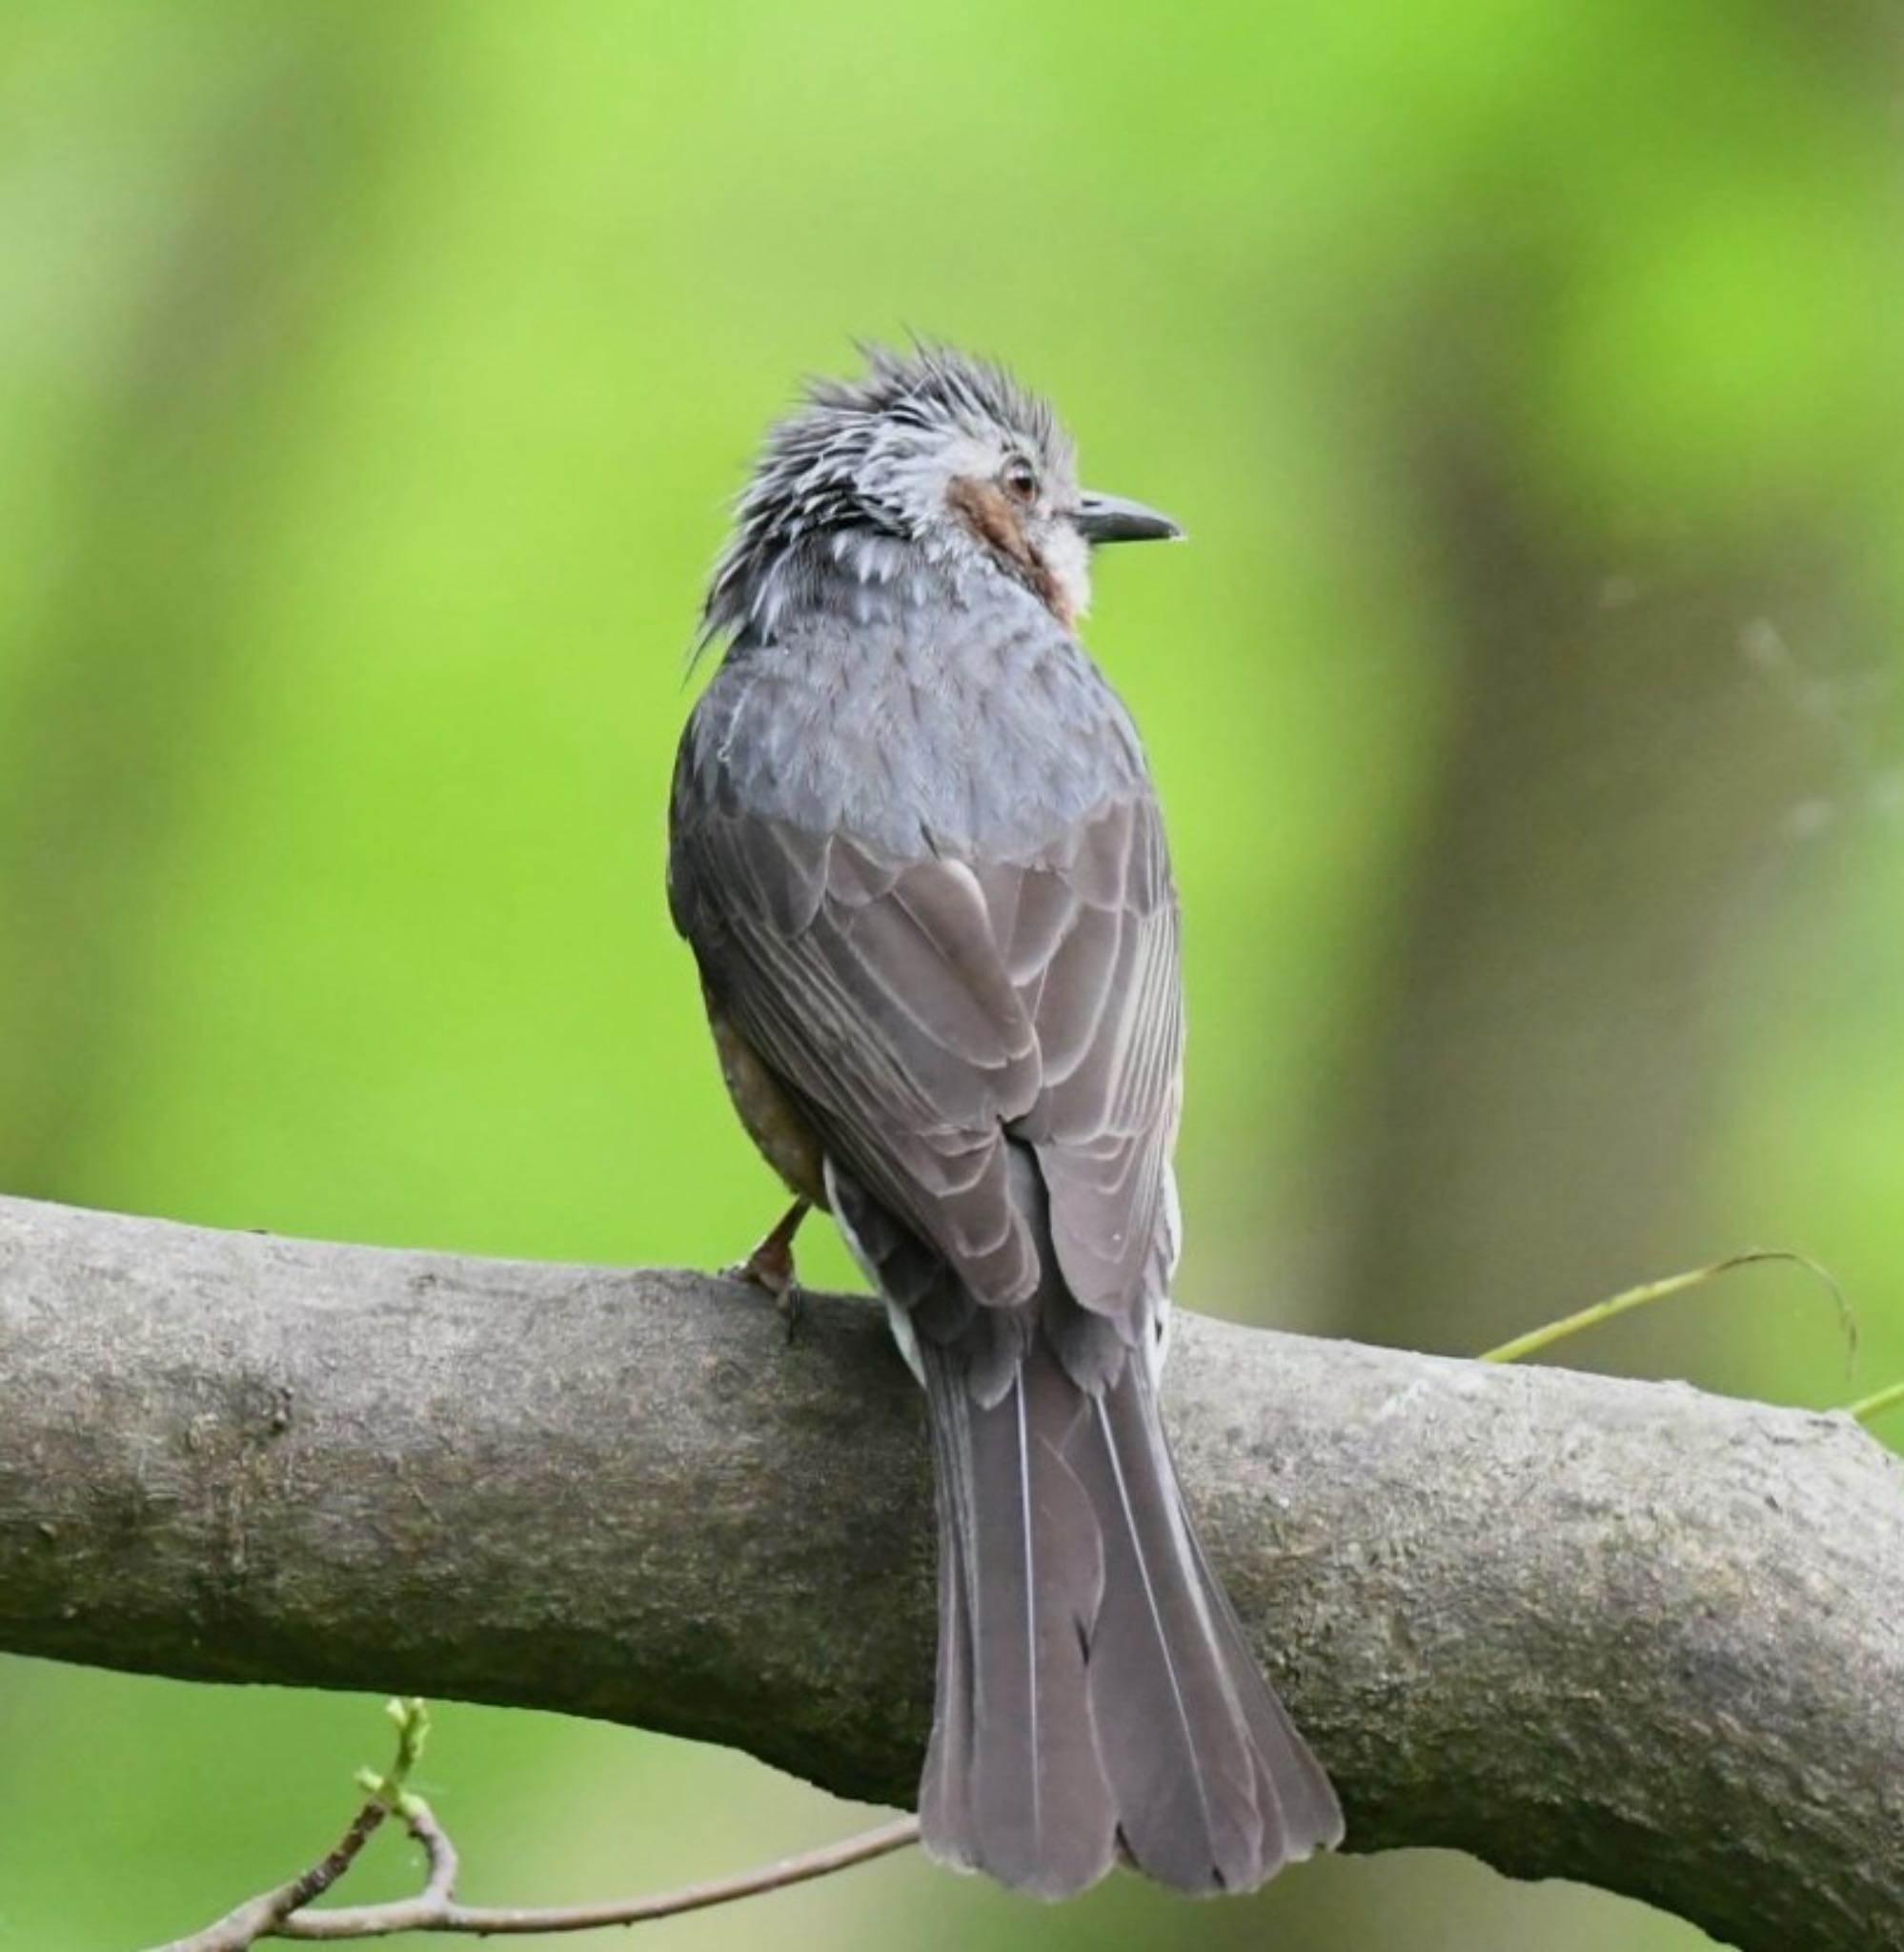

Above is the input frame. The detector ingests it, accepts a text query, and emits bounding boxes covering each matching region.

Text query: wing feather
[672,692,1182,1342]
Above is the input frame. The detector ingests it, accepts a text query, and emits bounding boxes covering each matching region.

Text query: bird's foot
[721,1199,811,1344]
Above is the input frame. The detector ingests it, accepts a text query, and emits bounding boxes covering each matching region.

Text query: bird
[667,342,1343,1898]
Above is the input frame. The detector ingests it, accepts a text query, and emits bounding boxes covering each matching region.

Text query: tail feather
[919,1332,1341,1898]
[922,1345,1116,1895]
[919,1379,977,1860]
[1078,1373,1268,1890]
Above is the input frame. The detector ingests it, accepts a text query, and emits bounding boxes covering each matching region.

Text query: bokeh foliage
[1,5,1899,1947]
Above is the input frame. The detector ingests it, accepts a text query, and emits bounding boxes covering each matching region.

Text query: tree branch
[1,1194,1898,1949]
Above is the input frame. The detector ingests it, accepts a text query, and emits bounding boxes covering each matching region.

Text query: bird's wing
[993,788,1183,1326]
[671,721,1182,1346]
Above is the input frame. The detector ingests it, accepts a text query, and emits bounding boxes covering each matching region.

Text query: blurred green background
[2,4,1900,1947]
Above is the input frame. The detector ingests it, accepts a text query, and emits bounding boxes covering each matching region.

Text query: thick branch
[0,1195,1897,1949]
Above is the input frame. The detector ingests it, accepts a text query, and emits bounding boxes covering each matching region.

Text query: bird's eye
[1001,457,1039,505]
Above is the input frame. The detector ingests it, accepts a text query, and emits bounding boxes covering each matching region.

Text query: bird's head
[701,342,1180,647]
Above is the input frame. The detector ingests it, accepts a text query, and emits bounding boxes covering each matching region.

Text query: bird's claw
[722,1235,805,1343]
[721,1198,812,1344]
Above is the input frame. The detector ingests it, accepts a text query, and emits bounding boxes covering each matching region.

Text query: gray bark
[0,1193,1897,1950]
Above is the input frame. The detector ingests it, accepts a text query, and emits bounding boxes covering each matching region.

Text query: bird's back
[676,577,1153,871]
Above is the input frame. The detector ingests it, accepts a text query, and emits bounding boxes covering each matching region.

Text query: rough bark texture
[0,1194,1897,1949]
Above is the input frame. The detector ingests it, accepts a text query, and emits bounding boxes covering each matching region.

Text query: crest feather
[699,342,1073,649]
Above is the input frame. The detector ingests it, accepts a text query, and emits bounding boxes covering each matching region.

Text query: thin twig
[273,1809,922,1940]
[152,1698,919,1948]
[146,1789,397,1952]
[410,1798,460,1906]
[147,1699,422,1952]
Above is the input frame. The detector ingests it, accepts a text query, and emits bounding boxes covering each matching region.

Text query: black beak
[1074,490,1183,545]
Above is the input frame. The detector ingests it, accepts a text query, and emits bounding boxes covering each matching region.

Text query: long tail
[917,1332,1343,1899]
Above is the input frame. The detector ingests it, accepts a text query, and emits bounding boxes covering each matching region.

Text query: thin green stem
[1479,1249,1852,1370]
[1846,1379,1904,1427]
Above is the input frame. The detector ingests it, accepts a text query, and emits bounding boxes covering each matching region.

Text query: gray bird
[668,344,1343,1898]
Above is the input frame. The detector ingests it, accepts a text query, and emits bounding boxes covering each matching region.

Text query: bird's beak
[1073,490,1183,545]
